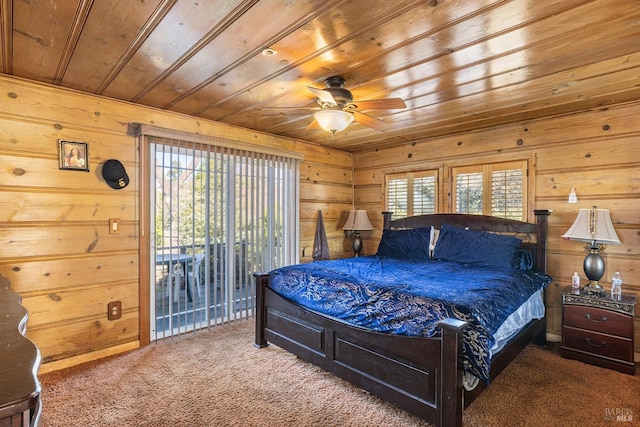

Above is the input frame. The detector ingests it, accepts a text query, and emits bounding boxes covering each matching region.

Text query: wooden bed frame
[253,210,550,427]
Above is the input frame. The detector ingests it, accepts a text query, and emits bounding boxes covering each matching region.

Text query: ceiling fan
[266,76,406,136]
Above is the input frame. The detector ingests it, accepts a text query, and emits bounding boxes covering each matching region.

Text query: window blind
[455,172,483,214]
[452,160,527,220]
[386,171,437,220]
[138,126,300,340]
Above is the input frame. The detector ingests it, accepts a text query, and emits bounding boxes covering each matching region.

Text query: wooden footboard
[254,272,546,426]
[254,272,468,427]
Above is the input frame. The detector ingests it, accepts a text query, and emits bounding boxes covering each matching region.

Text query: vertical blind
[137,126,300,340]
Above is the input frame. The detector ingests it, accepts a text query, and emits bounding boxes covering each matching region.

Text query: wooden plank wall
[1,71,637,368]
[0,75,353,371]
[354,101,640,360]
[299,144,354,261]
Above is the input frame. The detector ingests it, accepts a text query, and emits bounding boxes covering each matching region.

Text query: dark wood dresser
[561,289,636,375]
[0,275,41,426]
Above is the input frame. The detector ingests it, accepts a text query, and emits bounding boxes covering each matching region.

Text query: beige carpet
[39,319,638,427]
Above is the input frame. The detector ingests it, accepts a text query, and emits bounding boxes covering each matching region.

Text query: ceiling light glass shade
[343,210,374,231]
[314,110,354,133]
[562,207,621,244]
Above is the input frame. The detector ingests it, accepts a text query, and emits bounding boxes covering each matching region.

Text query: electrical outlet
[107,301,122,320]
[109,218,120,234]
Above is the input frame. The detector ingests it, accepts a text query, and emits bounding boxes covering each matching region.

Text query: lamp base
[582,244,606,297]
[352,232,363,257]
[583,282,606,297]
[584,250,605,281]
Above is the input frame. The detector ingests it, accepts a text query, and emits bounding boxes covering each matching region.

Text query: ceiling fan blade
[307,86,337,105]
[352,110,386,130]
[349,98,406,110]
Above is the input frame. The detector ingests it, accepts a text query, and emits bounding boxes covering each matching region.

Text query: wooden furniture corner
[0,275,41,426]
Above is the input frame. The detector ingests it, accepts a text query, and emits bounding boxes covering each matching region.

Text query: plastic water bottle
[571,272,580,295]
[611,272,622,301]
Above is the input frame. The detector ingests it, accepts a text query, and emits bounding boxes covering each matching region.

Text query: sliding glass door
[148,136,299,340]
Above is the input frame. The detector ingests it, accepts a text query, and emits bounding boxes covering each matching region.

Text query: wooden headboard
[382,210,551,273]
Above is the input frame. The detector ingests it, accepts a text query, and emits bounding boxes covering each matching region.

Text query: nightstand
[561,289,636,375]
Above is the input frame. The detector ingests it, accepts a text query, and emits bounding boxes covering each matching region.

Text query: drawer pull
[585,337,606,348]
[584,313,607,323]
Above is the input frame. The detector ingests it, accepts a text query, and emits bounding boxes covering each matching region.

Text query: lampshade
[314,110,354,134]
[562,206,620,295]
[343,210,374,231]
[562,207,621,245]
[343,210,374,257]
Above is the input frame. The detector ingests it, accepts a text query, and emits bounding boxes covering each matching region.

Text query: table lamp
[562,206,621,296]
[343,210,374,257]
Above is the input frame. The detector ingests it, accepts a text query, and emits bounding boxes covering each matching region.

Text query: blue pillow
[376,227,432,260]
[513,249,534,270]
[433,224,521,269]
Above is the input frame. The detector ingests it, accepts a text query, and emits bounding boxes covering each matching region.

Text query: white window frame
[385,170,438,220]
[384,159,531,222]
[451,159,528,221]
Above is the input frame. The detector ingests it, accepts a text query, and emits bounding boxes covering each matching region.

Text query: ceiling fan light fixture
[314,110,354,134]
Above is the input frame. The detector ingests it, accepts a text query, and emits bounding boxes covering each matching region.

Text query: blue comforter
[269,256,552,383]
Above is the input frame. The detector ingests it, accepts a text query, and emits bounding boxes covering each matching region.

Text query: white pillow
[429,226,440,258]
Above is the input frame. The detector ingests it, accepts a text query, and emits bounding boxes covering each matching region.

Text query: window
[139,126,300,341]
[452,160,527,220]
[386,171,437,220]
[455,169,483,214]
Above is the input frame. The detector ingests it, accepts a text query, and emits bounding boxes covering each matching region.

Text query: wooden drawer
[563,305,633,337]
[562,326,633,362]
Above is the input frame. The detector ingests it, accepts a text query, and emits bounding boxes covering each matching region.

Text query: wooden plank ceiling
[2,0,640,152]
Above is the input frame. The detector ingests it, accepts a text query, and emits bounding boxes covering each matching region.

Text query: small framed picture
[59,140,89,171]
